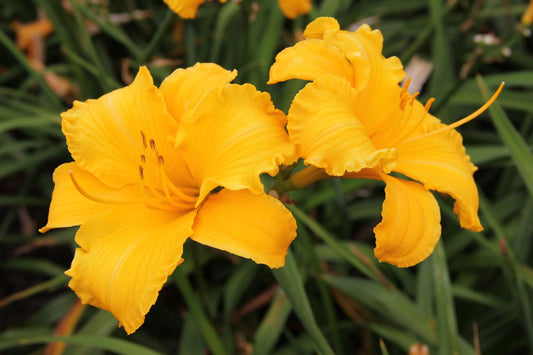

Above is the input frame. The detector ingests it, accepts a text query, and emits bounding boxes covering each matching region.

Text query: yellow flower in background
[40,63,297,334]
[522,0,533,26]
[163,0,311,19]
[277,0,311,19]
[269,17,503,267]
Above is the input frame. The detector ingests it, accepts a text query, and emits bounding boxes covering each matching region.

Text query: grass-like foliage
[1,0,533,354]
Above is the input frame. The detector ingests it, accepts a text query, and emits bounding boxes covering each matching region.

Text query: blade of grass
[0,29,62,110]
[173,269,229,355]
[253,290,292,355]
[223,262,258,320]
[477,75,533,196]
[478,192,533,350]
[209,2,241,63]
[428,0,456,118]
[178,312,207,355]
[430,242,462,355]
[513,197,533,262]
[272,251,334,355]
[0,274,69,308]
[138,10,176,64]
[287,204,380,283]
[292,222,344,354]
[0,335,162,355]
[74,3,143,60]
[321,274,437,345]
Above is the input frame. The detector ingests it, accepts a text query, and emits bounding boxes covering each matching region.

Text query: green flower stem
[276,166,330,194]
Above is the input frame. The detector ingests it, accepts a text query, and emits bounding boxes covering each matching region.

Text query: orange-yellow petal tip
[522,0,533,26]
[162,0,204,19]
[278,0,312,20]
[303,17,340,39]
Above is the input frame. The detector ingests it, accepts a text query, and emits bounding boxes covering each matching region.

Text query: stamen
[401,77,411,96]
[403,82,504,144]
[157,162,198,203]
[137,166,191,210]
[410,92,420,104]
[69,171,140,205]
[137,169,172,210]
[141,130,147,149]
[158,155,164,165]
[141,154,146,163]
[400,94,410,110]
[424,98,436,111]
[150,139,156,150]
[139,166,144,180]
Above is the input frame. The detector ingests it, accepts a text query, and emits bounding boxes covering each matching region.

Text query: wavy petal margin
[191,189,297,268]
[159,63,237,124]
[268,39,354,85]
[302,17,340,39]
[373,174,441,267]
[66,205,196,334]
[176,83,297,205]
[394,121,482,231]
[287,75,396,176]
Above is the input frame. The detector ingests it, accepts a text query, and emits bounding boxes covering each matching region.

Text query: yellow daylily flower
[270,17,503,267]
[162,0,311,19]
[40,63,297,334]
[522,0,533,26]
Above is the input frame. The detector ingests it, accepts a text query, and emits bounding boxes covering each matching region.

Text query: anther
[149,139,156,150]
[424,98,436,112]
[401,77,411,96]
[158,155,164,165]
[139,166,144,180]
[141,154,146,163]
[141,131,147,149]
[410,92,420,104]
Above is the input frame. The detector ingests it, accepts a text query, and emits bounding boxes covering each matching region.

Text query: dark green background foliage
[1,0,533,354]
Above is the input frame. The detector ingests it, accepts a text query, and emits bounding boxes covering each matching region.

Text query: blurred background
[1,0,533,354]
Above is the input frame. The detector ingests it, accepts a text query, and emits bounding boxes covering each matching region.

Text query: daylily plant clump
[41,17,501,333]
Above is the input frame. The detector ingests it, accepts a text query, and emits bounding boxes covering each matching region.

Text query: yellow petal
[368,87,428,149]
[302,17,340,39]
[278,0,312,19]
[162,0,206,18]
[66,205,196,334]
[373,174,441,268]
[268,39,355,85]
[393,118,482,231]
[176,83,297,205]
[159,63,237,123]
[191,189,296,268]
[329,26,404,93]
[39,163,109,233]
[62,66,181,189]
[287,74,396,176]
[522,0,533,26]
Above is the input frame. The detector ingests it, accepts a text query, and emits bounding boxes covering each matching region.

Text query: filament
[403,82,504,144]
[70,171,141,205]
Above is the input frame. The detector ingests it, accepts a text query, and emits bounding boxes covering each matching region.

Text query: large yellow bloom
[163,0,311,19]
[269,17,501,267]
[40,63,297,334]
